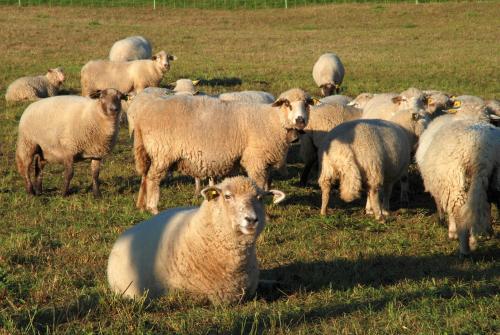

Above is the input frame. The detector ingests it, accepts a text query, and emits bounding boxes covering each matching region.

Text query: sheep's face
[410,110,431,138]
[392,95,425,113]
[424,92,452,115]
[320,83,340,97]
[47,67,65,87]
[272,98,318,130]
[152,51,177,72]
[201,177,285,237]
[348,93,375,109]
[91,88,127,117]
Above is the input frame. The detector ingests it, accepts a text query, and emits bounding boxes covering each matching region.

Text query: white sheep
[80,50,176,97]
[318,109,429,219]
[299,103,362,186]
[423,90,452,116]
[107,176,285,303]
[5,68,65,102]
[218,91,275,104]
[132,88,314,214]
[170,79,201,96]
[312,53,345,96]
[319,94,352,106]
[416,97,499,255]
[362,87,426,120]
[16,89,126,197]
[109,36,153,62]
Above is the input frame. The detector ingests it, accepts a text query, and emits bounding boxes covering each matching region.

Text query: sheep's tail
[330,148,362,202]
[134,126,150,176]
[459,167,492,237]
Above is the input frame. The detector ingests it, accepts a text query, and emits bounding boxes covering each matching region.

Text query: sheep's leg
[145,161,168,215]
[136,175,148,210]
[299,159,316,187]
[16,141,36,195]
[436,199,446,226]
[33,155,46,195]
[368,186,384,221]
[365,198,373,215]
[399,174,409,206]
[319,178,331,216]
[194,178,202,196]
[62,158,74,196]
[448,214,458,240]
[456,217,472,256]
[91,159,102,198]
[245,164,269,191]
[382,182,394,216]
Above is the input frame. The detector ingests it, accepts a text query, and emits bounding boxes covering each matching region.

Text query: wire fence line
[1,0,448,9]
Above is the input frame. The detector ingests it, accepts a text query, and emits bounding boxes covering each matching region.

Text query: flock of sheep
[6,35,500,304]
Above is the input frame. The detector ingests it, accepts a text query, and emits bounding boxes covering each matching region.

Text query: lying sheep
[109,36,152,62]
[133,88,314,214]
[81,50,176,97]
[319,94,352,106]
[347,93,375,110]
[312,53,345,96]
[218,91,275,104]
[107,176,285,303]
[16,89,125,197]
[362,87,426,120]
[299,103,362,186]
[5,68,65,102]
[318,109,429,219]
[416,97,499,255]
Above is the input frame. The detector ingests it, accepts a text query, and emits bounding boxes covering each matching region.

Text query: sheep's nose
[245,216,258,226]
[295,116,306,129]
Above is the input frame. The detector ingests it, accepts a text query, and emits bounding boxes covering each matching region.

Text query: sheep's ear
[267,190,286,204]
[192,79,200,86]
[201,186,221,201]
[89,90,102,99]
[120,93,129,101]
[272,98,287,107]
[168,54,177,61]
[391,96,403,104]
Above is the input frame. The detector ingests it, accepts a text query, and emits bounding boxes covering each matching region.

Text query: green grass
[0,3,499,334]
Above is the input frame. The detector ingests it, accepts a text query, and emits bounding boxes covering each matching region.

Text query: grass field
[0,3,499,334]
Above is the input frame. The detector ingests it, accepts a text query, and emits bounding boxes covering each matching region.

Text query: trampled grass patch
[0,3,499,334]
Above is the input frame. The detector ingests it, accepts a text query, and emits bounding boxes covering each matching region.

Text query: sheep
[312,53,345,96]
[362,87,426,120]
[218,91,275,104]
[109,36,153,62]
[170,79,201,96]
[133,88,314,214]
[5,68,65,102]
[416,97,499,255]
[319,94,353,106]
[16,89,126,197]
[346,93,376,110]
[80,50,176,97]
[107,176,285,303]
[318,109,429,219]
[299,103,363,186]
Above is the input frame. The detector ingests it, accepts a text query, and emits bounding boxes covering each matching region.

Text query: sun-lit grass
[0,3,499,334]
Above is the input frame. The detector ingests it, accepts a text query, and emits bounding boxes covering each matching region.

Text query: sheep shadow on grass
[197,77,242,87]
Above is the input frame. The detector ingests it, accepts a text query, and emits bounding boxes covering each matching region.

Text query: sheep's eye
[224,194,232,200]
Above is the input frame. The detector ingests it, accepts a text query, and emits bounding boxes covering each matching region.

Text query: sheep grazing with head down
[318,108,429,220]
[347,93,376,110]
[16,89,126,197]
[133,88,314,214]
[80,50,176,97]
[107,176,285,304]
[109,36,152,62]
[319,94,353,106]
[299,102,363,186]
[312,53,345,96]
[5,68,65,102]
[416,97,499,255]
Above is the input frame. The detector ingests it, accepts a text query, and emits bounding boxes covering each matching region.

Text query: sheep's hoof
[148,207,159,215]
[382,209,390,216]
[448,231,458,240]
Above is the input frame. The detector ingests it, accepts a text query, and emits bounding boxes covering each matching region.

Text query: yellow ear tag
[313,98,321,105]
[453,101,461,108]
[448,109,458,114]
[427,98,434,104]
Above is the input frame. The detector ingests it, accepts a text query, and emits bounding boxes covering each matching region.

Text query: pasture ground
[0,3,499,334]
